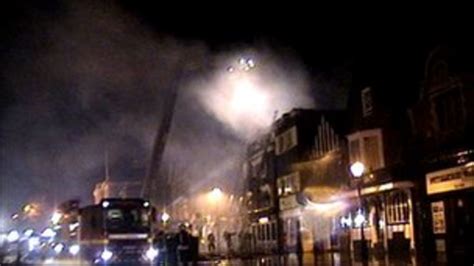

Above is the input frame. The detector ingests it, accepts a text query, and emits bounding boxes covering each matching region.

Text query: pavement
[2,252,470,265]
[197,252,431,266]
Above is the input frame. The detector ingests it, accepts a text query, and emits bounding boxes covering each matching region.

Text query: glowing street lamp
[350,161,365,178]
[349,161,368,262]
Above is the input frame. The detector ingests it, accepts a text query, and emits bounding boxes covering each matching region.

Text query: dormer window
[361,87,373,117]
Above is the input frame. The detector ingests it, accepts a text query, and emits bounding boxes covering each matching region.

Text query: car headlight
[53,243,64,254]
[145,247,159,261]
[100,249,113,261]
[69,244,80,256]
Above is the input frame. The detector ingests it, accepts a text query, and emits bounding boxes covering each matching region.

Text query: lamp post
[349,161,369,263]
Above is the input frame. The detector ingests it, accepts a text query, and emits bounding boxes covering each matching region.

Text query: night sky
[0,1,450,228]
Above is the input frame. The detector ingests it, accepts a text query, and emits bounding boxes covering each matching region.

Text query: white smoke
[195,49,314,140]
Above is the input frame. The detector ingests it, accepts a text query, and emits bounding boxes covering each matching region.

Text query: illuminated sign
[426,163,474,195]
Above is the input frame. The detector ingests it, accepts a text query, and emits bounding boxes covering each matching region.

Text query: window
[364,136,381,171]
[275,126,298,155]
[266,223,271,241]
[271,222,277,240]
[347,129,385,171]
[284,218,299,247]
[361,87,374,117]
[349,140,361,162]
[386,191,409,224]
[277,172,300,196]
[106,208,149,229]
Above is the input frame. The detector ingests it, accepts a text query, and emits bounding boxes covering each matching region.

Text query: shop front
[333,181,416,260]
[425,162,474,263]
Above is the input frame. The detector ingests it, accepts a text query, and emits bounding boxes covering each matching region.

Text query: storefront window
[386,191,409,224]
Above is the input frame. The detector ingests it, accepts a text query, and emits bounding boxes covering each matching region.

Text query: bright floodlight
[7,230,20,242]
[143,201,150,208]
[145,247,159,261]
[229,78,267,114]
[51,212,62,225]
[53,243,64,254]
[101,249,113,261]
[161,212,170,223]
[69,244,80,256]
[350,161,365,178]
[247,59,255,68]
[210,187,223,201]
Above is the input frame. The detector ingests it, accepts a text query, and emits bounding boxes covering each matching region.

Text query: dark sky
[0,1,452,229]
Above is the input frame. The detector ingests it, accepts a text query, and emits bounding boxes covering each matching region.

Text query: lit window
[347,129,385,171]
[386,191,409,225]
[277,172,300,196]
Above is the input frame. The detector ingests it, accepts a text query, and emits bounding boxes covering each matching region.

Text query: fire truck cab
[78,198,158,265]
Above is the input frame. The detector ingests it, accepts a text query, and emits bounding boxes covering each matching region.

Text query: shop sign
[431,201,446,234]
[426,164,474,195]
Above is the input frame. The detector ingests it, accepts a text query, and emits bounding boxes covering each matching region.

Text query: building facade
[243,133,279,255]
[409,46,474,264]
[342,83,418,261]
[271,109,348,261]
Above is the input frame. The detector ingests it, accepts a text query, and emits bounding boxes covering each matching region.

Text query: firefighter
[177,224,191,265]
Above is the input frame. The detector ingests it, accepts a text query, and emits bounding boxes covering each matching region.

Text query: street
[21,254,439,266]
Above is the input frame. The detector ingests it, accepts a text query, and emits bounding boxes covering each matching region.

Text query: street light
[350,162,365,178]
[349,161,368,262]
